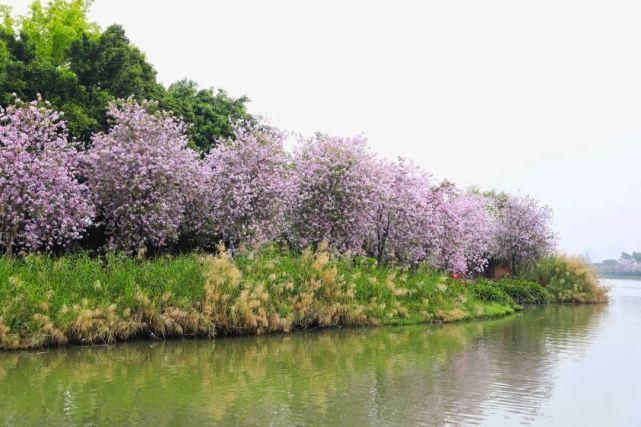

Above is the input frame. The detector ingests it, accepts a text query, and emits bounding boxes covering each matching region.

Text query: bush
[470,278,552,306]
[470,283,513,305]
[496,279,551,305]
[524,255,608,303]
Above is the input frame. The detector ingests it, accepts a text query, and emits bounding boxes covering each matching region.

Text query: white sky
[5,0,641,261]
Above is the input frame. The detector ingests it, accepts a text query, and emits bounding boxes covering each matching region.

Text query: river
[0,279,639,426]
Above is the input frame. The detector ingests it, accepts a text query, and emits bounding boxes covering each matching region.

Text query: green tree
[70,25,162,100]
[68,24,164,140]
[162,79,252,154]
[0,0,102,138]
[18,0,99,66]
[0,0,252,148]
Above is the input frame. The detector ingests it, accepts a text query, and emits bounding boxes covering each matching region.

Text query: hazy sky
[5,0,641,261]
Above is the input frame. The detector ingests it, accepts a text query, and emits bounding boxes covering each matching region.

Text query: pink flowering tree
[366,159,435,264]
[429,184,496,275]
[200,124,290,249]
[0,97,94,254]
[286,134,377,252]
[492,195,556,271]
[82,99,203,253]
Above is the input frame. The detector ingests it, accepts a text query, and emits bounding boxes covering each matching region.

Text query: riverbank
[0,247,607,350]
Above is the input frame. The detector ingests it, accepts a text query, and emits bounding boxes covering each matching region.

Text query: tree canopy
[0,0,251,151]
[162,79,252,154]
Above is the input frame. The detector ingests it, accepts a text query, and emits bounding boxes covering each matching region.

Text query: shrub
[525,255,608,303]
[496,279,551,305]
[82,99,203,253]
[470,283,513,305]
[0,97,93,254]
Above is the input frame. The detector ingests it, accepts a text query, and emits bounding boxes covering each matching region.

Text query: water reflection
[0,281,638,425]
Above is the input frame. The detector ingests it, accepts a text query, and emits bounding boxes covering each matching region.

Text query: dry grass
[526,255,609,304]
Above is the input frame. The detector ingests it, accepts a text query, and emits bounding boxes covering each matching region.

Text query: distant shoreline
[600,273,641,281]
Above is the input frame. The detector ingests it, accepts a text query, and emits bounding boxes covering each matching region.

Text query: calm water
[0,279,640,426]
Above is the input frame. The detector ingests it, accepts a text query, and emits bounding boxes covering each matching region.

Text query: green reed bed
[0,247,605,350]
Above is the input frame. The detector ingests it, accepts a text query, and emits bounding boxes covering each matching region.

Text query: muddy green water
[1,279,640,426]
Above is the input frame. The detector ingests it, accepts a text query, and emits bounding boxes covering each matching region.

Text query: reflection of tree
[0,304,606,425]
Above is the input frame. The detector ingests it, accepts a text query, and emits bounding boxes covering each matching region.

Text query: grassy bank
[0,246,606,350]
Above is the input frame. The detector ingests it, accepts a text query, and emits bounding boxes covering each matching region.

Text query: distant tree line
[594,252,641,275]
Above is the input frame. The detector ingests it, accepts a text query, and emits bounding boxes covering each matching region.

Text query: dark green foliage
[70,25,162,100]
[0,1,250,147]
[66,24,164,140]
[470,283,513,305]
[0,0,105,139]
[496,279,551,305]
[472,279,551,305]
[162,79,252,154]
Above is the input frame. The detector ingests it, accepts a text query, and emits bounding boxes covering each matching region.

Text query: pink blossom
[0,97,94,253]
[429,185,496,274]
[366,158,435,264]
[82,98,203,253]
[491,194,556,269]
[199,124,290,248]
[286,134,377,252]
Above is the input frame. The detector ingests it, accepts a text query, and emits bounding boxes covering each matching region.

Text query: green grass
[0,247,606,350]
